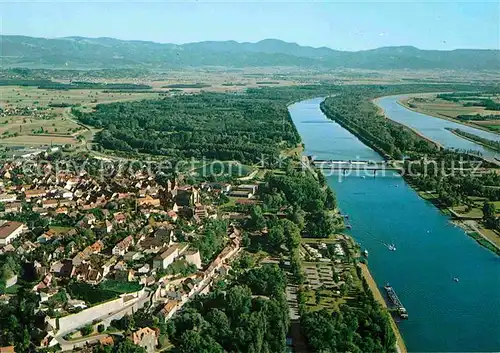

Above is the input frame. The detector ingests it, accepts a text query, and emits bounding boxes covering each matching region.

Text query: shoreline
[446,128,500,153]
[373,96,444,150]
[452,219,500,255]
[374,95,500,255]
[321,95,500,256]
[359,263,407,353]
[397,96,500,136]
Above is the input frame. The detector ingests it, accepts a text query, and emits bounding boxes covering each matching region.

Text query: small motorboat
[453,277,459,282]
[362,249,369,257]
[388,243,397,251]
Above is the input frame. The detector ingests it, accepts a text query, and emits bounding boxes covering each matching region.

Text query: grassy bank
[446,128,500,153]
[398,95,500,135]
[359,263,407,353]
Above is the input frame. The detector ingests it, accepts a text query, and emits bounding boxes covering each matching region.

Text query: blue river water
[288,97,500,353]
[376,95,500,159]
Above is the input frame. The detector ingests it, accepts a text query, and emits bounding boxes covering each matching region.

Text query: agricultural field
[0,86,161,109]
[401,93,500,132]
[0,85,162,148]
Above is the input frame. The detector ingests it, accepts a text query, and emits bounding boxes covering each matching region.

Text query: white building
[184,250,202,269]
[153,245,180,270]
[0,194,17,203]
[0,221,25,245]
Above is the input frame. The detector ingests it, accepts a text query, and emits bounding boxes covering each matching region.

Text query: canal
[288,97,500,352]
[376,95,500,159]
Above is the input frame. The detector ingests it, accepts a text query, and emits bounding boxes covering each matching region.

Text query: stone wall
[47,289,147,335]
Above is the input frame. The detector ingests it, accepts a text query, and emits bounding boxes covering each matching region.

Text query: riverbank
[411,183,500,255]
[397,96,500,136]
[452,219,500,255]
[359,263,407,353]
[290,96,500,352]
[373,97,444,151]
[446,128,500,153]
[374,95,500,255]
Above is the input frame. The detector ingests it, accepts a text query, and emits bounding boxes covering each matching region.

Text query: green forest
[73,92,303,163]
[166,264,290,353]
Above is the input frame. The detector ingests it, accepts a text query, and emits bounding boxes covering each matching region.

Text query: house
[184,250,202,269]
[55,207,68,215]
[154,227,173,242]
[207,182,232,193]
[129,327,158,353]
[4,274,17,288]
[33,274,53,292]
[194,204,208,220]
[61,191,73,199]
[137,264,150,274]
[138,195,161,207]
[3,202,21,213]
[37,230,57,244]
[167,210,178,222]
[16,241,38,255]
[237,184,259,194]
[114,213,127,225]
[73,263,104,284]
[0,194,16,203]
[105,220,113,233]
[24,189,46,201]
[99,336,114,347]
[42,200,58,209]
[153,245,179,270]
[112,235,134,256]
[229,190,253,198]
[0,221,25,245]
[138,237,168,254]
[235,199,258,206]
[159,300,180,321]
[0,244,15,254]
[72,240,104,266]
[124,251,143,262]
[0,346,15,353]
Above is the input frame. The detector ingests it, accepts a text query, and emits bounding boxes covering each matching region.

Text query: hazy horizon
[3,34,500,52]
[1,1,499,51]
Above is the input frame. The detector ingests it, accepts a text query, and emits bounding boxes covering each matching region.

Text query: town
[0,151,256,352]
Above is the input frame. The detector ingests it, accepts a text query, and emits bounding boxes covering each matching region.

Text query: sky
[1,0,499,51]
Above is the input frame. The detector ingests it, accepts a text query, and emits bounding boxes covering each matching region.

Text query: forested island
[72,93,304,163]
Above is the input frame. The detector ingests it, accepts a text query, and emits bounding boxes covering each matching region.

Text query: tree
[114,340,147,353]
[306,211,336,238]
[80,324,93,336]
[179,330,224,353]
[248,205,266,231]
[268,223,285,252]
[281,219,301,250]
[483,201,497,228]
[290,206,306,230]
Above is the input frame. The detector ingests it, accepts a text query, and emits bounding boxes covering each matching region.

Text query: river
[288,97,500,353]
[376,95,500,159]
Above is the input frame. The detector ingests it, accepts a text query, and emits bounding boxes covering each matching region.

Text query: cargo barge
[384,284,408,319]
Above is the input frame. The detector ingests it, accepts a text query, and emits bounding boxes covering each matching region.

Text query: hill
[1,35,498,70]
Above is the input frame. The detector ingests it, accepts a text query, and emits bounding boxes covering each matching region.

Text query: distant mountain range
[1,35,499,70]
